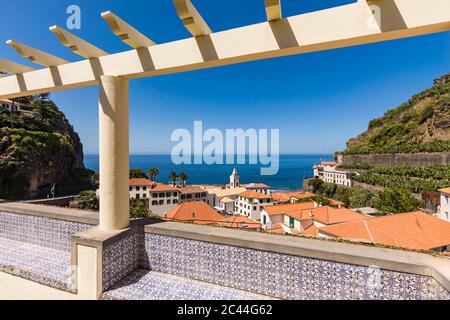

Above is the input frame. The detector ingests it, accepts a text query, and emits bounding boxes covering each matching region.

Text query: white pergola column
[99,75,130,231]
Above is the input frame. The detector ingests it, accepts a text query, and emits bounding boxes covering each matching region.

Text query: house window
[173,192,178,197]
[159,200,164,205]
[143,194,147,198]
[136,194,140,199]
[166,193,171,197]
[173,199,178,204]
[152,201,158,206]
[152,193,158,198]
[167,200,171,204]
[129,186,132,191]
[159,193,165,198]
[136,186,140,191]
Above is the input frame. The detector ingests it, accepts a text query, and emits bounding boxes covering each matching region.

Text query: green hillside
[344,73,450,155]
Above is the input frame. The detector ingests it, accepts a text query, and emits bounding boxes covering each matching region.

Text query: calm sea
[84,154,334,191]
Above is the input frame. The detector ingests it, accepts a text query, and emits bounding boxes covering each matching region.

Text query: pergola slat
[265,0,282,22]
[6,40,69,67]
[102,11,156,48]
[173,0,212,37]
[0,58,36,74]
[50,26,108,58]
[0,0,449,99]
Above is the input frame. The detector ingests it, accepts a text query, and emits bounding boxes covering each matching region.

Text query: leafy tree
[349,189,374,208]
[322,182,337,197]
[69,191,99,211]
[7,112,24,129]
[373,187,422,214]
[309,179,324,194]
[130,200,150,218]
[148,167,159,181]
[32,99,51,124]
[129,168,148,179]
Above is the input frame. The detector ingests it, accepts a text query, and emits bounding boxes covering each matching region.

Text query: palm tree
[8,112,23,129]
[148,168,160,181]
[169,171,178,187]
[179,172,188,187]
[32,99,50,124]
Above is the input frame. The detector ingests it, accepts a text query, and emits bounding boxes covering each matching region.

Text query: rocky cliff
[0,95,94,199]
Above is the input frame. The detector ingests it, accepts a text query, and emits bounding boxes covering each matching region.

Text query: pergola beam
[50,26,108,58]
[0,0,449,99]
[102,11,156,48]
[6,40,69,67]
[0,58,36,74]
[174,0,212,37]
[265,0,282,22]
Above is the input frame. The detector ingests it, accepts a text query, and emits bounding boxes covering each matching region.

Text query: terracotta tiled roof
[165,201,224,225]
[266,224,288,235]
[220,215,261,229]
[179,186,206,194]
[302,225,319,237]
[264,202,316,216]
[439,187,450,194]
[165,201,261,229]
[271,193,291,203]
[129,178,155,186]
[151,184,179,191]
[288,191,316,199]
[300,206,371,225]
[220,196,235,203]
[239,190,272,199]
[321,161,337,166]
[319,211,450,250]
[208,187,247,198]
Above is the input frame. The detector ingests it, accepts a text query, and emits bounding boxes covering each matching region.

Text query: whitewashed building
[313,161,352,187]
[236,190,273,221]
[438,188,450,222]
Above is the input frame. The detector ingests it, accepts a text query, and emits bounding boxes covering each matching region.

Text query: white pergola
[0,0,448,231]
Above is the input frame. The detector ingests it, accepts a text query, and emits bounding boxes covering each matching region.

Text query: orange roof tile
[179,186,206,194]
[165,201,261,230]
[220,215,261,229]
[165,201,224,225]
[239,190,272,199]
[321,161,337,166]
[266,224,288,235]
[151,183,179,191]
[439,187,450,194]
[288,191,316,199]
[271,193,291,203]
[129,178,155,186]
[302,225,319,237]
[319,212,450,250]
[301,206,371,225]
[264,202,316,216]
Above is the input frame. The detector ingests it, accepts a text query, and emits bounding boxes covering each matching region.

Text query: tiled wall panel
[143,233,450,300]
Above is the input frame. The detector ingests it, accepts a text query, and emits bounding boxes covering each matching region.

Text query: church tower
[229,168,240,188]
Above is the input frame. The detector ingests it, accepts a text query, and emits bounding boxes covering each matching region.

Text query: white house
[438,188,450,222]
[242,183,271,195]
[236,190,273,221]
[313,161,352,187]
[0,99,33,115]
[207,187,247,214]
[129,178,180,216]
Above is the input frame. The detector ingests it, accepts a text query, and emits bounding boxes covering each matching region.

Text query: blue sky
[1,0,449,155]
